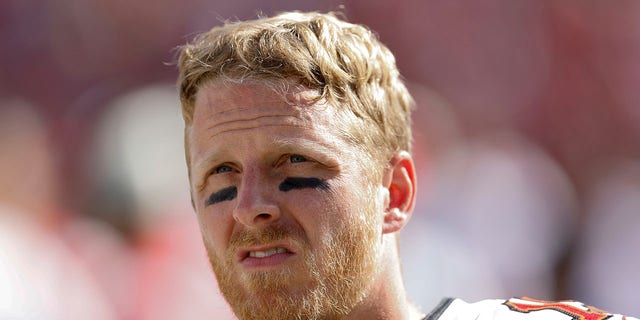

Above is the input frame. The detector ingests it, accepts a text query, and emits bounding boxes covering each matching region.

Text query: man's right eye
[215,165,233,174]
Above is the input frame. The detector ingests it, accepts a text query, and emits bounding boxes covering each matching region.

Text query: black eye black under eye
[205,186,237,206]
[279,177,329,192]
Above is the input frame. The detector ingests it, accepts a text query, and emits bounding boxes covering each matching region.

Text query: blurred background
[1,0,639,319]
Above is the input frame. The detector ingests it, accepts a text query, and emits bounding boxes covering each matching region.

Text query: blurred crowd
[0,0,638,319]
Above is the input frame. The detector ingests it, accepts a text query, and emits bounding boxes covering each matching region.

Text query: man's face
[187,81,386,319]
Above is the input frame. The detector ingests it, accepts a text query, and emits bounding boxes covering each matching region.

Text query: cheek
[329,179,384,231]
[292,185,358,229]
[280,189,337,240]
[196,206,235,256]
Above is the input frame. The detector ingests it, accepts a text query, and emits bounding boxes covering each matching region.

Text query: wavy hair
[177,11,413,175]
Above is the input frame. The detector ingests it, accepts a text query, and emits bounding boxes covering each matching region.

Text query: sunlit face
[187,81,387,320]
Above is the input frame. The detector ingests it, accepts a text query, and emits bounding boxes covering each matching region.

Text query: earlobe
[382,151,417,234]
[383,208,409,234]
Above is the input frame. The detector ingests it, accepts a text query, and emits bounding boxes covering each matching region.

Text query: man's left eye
[289,154,307,163]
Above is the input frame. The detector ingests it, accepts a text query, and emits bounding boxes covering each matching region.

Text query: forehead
[192,81,321,135]
[188,81,348,161]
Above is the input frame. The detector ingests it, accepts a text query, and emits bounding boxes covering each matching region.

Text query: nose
[232,170,281,228]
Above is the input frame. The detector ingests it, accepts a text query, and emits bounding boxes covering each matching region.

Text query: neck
[345,234,423,320]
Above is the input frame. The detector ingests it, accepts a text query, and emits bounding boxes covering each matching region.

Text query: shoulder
[425,297,638,320]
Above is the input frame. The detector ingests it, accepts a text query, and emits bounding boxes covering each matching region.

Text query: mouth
[249,247,288,258]
[239,245,295,269]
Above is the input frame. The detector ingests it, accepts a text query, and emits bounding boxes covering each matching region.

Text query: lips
[238,244,295,269]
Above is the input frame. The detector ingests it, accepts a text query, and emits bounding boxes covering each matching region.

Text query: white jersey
[425,297,638,320]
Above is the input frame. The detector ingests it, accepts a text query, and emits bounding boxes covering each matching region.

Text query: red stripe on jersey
[505,298,612,320]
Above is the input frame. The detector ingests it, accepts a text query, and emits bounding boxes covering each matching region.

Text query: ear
[381,151,417,234]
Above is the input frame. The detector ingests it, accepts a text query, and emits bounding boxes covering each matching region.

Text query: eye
[289,154,307,163]
[214,165,233,174]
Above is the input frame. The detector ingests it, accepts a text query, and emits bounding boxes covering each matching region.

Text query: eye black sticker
[205,186,237,206]
[279,177,329,192]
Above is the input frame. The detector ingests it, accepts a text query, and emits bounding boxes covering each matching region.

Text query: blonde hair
[177,11,413,176]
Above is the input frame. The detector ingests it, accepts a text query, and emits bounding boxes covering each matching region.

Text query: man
[176,11,637,320]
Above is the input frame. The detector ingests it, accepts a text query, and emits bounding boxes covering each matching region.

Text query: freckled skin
[191,82,374,318]
[188,82,419,320]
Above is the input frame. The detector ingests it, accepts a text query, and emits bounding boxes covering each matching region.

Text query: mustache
[228,224,307,251]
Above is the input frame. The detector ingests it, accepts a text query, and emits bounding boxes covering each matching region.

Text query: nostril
[255,213,272,220]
